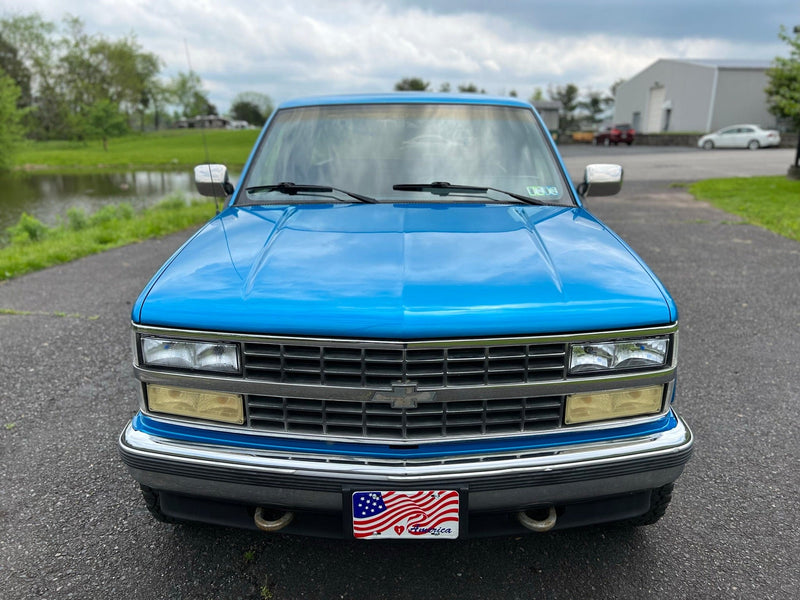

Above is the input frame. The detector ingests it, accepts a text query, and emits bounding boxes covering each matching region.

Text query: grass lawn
[14,129,261,172]
[689,176,800,243]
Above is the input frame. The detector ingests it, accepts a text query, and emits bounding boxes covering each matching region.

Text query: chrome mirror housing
[194,164,234,197]
[581,163,623,197]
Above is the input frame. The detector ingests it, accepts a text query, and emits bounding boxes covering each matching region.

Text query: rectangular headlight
[147,384,244,424]
[565,385,664,425]
[141,337,240,373]
[569,338,668,374]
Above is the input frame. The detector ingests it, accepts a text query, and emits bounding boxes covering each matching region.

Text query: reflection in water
[0,170,238,232]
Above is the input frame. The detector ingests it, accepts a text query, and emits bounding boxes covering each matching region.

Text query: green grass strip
[688,176,800,243]
[14,129,260,172]
[0,308,99,320]
[0,196,216,281]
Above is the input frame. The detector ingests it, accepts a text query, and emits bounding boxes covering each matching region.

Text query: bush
[65,207,89,231]
[155,195,188,211]
[7,213,49,243]
[116,203,135,220]
[88,203,134,226]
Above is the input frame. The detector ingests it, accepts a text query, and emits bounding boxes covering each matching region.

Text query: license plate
[351,490,460,539]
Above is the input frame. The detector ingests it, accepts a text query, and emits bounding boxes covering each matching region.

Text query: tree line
[0,12,273,167]
[395,76,622,133]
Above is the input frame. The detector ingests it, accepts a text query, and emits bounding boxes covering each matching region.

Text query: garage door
[645,86,666,133]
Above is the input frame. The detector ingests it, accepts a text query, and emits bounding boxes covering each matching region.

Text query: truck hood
[135,203,675,338]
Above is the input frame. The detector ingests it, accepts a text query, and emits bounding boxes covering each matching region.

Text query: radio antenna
[184,39,220,214]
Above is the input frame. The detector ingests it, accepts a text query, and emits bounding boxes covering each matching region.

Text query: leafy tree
[1,13,164,138]
[0,13,56,93]
[57,16,103,117]
[234,91,273,116]
[766,26,800,128]
[457,82,486,93]
[0,72,26,170]
[0,34,31,107]
[1,14,61,139]
[577,89,613,128]
[90,36,161,121]
[529,87,544,102]
[229,91,273,125]
[199,96,217,117]
[438,82,451,93]
[610,78,626,98]
[84,98,129,151]
[395,77,429,91]
[27,81,71,139]
[230,100,263,126]
[141,78,171,130]
[55,18,161,130]
[548,83,580,132]
[765,26,800,168]
[170,71,215,118]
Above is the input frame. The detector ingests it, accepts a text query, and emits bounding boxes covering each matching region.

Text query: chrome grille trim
[245,394,564,441]
[242,341,567,389]
[133,322,679,348]
[136,366,677,405]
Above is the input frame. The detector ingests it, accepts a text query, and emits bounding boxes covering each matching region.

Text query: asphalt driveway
[1,148,798,599]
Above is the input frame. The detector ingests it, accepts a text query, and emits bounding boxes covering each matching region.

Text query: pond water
[0,170,226,233]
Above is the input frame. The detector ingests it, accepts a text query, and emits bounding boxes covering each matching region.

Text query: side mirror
[194,164,235,197]
[579,163,623,197]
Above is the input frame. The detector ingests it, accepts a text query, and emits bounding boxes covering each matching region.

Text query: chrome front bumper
[119,412,693,513]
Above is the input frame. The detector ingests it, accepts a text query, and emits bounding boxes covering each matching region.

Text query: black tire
[617,483,674,527]
[747,139,760,150]
[702,140,714,150]
[140,485,183,524]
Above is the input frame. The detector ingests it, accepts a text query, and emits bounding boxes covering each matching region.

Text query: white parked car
[698,125,781,150]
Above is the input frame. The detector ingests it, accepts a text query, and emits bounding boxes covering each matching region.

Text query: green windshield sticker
[527,186,560,197]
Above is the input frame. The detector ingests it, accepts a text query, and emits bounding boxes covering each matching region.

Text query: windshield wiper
[246,182,376,203]
[392,181,545,205]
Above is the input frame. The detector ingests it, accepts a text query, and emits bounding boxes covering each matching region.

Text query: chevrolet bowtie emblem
[371,382,436,409]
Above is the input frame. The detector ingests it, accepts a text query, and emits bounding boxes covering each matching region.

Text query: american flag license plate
[351,490,460,539]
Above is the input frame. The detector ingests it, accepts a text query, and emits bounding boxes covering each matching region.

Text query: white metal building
[613,59,777,134]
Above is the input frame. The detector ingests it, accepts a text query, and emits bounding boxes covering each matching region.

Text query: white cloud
[7,0,790,111]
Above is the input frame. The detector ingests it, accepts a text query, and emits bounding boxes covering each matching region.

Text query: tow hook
[254,507,294,532]
[517,506,557,532]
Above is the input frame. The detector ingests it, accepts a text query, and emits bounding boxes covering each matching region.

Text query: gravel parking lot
[1,147,798,599]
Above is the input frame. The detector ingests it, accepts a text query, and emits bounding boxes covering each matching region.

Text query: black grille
[246,394,564,441]
[243,342,567,389]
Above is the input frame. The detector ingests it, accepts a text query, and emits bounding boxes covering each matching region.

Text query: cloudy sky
[5,0,800,112]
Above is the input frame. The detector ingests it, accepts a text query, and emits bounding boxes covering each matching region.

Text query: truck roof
[277,92,533,110]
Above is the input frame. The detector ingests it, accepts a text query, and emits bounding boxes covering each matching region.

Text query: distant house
[613,59,777,133]
[173,115,231,129]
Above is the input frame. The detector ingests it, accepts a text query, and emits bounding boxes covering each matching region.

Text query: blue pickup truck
[119,93,692,539]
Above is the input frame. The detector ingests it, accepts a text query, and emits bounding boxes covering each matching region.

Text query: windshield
[240,103,573,206]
